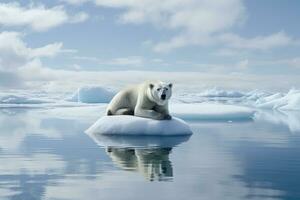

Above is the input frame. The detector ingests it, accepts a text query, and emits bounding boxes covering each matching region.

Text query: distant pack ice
[85,116,193,136]
[0,93,53,105]
[171,103,255,121]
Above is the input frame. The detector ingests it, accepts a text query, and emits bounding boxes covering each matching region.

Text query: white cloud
[154,31,298,53]
[95,0,245,32]
[73,56,99,62]
[219,31,296,50]
[72,55,144,66]
[153,33,214,53]
[100,56,144,66]
[1,30,299,91]
[0,70,23,88]
[214,48,246,57]
[289,57,300,68]
[0,2,89,31]
[94,0,246,52]
[214,32,298,57]
[13,60,300,92]
[0,31,74,88]
[70,12,90,23]
[0,31,63,69]
[93,0,299,53]
[72,55,172,68]
[60,0,91,5]
[236,59,249,70]
[249,57,300,69]
[30,43,64,58]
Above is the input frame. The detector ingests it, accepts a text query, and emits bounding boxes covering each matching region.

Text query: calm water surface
[0,107,300,200]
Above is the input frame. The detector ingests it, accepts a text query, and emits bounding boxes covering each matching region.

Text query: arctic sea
[1,105,300,200]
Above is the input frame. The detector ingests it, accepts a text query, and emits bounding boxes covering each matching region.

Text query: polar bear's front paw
[156,114,166,120]
[164,114,172,120]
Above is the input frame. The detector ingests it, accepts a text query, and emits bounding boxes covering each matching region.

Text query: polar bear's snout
[156,85,172,101]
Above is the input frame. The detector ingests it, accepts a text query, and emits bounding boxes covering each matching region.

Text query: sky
[0,0,300,92]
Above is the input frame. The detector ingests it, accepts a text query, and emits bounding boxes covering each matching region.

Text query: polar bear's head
[149,82,172,105]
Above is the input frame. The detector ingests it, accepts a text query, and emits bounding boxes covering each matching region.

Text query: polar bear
[106,81,172,120]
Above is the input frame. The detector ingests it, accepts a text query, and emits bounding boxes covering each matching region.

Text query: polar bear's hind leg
[115,108,134,115]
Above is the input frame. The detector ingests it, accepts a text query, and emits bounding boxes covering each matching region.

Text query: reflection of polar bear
[106,148,138,170]
[106,81,172,120]
[106,147,173,181]
[135,148,173,181]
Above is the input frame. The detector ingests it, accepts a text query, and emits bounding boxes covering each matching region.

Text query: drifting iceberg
[68,86,115,103]
[85,116,193,136]
[254,89,300,111]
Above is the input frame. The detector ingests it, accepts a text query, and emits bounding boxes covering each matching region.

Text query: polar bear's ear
[149,83,154,89]
[168,83,173,88]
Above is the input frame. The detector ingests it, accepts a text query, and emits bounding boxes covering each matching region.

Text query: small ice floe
[171,103,255,121]
[67,86,115,103]
[85,115,193,136]
[87,134,191,148]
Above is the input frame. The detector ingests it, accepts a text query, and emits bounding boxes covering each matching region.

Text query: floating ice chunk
[255,89,300,111]
[244,90,269,101]
[171,103,255,121]
[85,116,193,136]
[68,86,115,103]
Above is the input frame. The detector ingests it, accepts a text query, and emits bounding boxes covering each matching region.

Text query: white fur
[106,81,172,120]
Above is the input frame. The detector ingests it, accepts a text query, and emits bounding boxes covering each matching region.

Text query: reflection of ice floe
[86,116,193,136]
[254,109,300,133]
[171,103,255,121]
[88,133,190,181]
